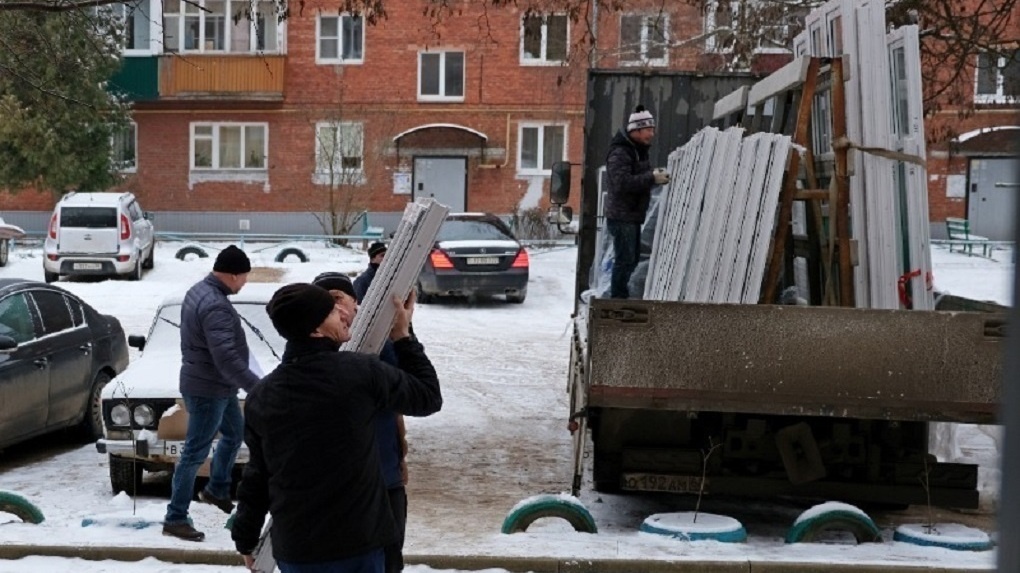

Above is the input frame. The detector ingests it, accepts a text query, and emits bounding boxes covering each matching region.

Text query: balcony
[158,54,285,101]
[109,56,160,102]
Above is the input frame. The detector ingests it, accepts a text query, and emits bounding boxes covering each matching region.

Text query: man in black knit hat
[164,244,260,542]
[354,241,387,302]
[232,284,441,573]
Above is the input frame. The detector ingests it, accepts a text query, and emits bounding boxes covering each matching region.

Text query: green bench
[945,217,991,257]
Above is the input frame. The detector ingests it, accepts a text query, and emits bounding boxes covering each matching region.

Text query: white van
[42,192,155,283]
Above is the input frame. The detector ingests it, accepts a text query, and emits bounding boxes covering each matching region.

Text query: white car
[42,191,155,283]
[95,285,284,494]
[0,216,25,267]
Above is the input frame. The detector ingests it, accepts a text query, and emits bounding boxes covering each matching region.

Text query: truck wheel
[785,503,881,544]
[109,455,144,495]
[0,491,45,524]
[44,271,59,284]
[78,372,110,441]
[501,494,597,534]
[0,239,8,267]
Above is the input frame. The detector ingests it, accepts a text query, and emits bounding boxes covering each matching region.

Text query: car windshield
[437,219,515,242]
[146,302,286,358]
[60,207,117,228]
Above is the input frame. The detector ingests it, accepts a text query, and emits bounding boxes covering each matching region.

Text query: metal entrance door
[413,157,466,212]
[969,157,1020,241]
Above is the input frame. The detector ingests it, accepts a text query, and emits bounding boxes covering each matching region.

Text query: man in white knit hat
[604,105,669,299]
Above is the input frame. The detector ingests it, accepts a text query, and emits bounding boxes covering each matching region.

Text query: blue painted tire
[501,495,597,534]
[640,515,746,543]
[786,506,881,544]
[893,524,993,551]
[0,491,44,524]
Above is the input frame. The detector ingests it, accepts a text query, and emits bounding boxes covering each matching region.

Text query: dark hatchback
[0,279,128,449]
[417,213,529,303]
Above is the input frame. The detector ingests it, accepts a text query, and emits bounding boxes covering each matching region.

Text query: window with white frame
[620,13,668,66]
[163,0,281,53]
[190,123,267,170]
[317,14,363,63]
[521,14,567,64]
[518,123,566,175]
[111,122,137,172]
[315,121,364,184]
[100,0,156,53]
[418,51,464,101]
[975,51,1020,104]
[705,1,801,55]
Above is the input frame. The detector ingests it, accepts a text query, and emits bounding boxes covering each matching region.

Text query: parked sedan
[95,285,284,494]
[416,213,529,304]
[0,279,129,450]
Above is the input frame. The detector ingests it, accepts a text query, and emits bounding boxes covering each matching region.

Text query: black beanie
[213,245,252,274]
[312,272,357,299]
[266,283,336,341]
[368,242,388,259]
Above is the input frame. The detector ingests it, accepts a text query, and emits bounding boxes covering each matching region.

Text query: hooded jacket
[604,129,654,223]
[231,336,442,564]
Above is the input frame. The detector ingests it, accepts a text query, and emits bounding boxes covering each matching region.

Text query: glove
[653,168,670,185]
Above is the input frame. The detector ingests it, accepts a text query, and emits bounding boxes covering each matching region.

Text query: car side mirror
[128,335,146,351]
[0,335,16,354]
[549,161,571,205]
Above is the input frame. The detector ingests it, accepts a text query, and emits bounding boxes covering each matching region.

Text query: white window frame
[519,13,568,65]
[163,0,284,54]
[417,50,465,102]
[189,122,268,171]
[619,13,669,67]
[974,51,1019,105]
[314,121,366,185]
[316,13,364,64]
[517,122,567,176]
[111,121,138,173]
[108,0,162,55]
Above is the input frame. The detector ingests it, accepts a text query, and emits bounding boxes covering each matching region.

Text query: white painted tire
[894,523,993,551]
[640,512,746,542]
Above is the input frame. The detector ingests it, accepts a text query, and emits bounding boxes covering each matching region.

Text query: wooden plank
[831,57,855,307]
[747,56,812,107]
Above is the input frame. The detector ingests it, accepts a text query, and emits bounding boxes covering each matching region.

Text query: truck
[548,69,1003,510]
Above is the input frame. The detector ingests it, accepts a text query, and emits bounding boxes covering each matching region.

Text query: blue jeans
[164,393,244,524]
[279,548,384,573]
[607,219,641,299]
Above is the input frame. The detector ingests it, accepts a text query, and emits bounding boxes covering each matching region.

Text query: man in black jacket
[604,105,670,299]
[164,245,259,542]
[232,283,441,573]
[354,241,387,302]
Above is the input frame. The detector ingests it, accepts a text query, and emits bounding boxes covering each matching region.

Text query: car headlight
[111,404,131,426]
[133,404,155,427]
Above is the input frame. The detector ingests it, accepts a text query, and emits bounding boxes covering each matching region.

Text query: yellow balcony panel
[159,55,284,100]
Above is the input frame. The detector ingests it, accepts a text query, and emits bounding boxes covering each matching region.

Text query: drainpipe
[478,113,512,169]
[590,0,598,67]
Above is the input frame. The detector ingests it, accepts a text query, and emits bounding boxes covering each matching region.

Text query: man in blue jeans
[163,245,260,542]
[604,105,670,298]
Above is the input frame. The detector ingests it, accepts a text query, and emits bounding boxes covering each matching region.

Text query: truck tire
[109,455,144,495]
[0,491,45,524]
[0,239,8,267]
[501,494,597,534]
[785,503,881,544]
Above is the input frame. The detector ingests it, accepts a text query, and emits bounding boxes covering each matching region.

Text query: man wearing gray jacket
[163,245,260,542]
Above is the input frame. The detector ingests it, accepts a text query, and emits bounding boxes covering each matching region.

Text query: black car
[0,279,128,449]
[416,213,529,304]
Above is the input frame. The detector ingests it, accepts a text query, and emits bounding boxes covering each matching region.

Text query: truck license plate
[621,473,705,494]
[164,441,186,456]
[73,262,102,270]
[467,257,499,265]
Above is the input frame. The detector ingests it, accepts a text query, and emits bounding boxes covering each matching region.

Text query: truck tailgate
[587,299,1003,424]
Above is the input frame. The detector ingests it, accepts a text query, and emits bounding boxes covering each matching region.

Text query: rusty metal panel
[159,55,285,99]
[587,299,1003,424]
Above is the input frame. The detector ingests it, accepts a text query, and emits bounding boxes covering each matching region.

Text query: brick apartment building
[0,0,1016,239]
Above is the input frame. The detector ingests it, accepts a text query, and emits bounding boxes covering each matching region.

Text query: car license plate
[73,262,102,270]
[467,256,499,265]
[621,473,704,494]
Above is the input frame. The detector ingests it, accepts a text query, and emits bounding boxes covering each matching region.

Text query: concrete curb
[0,545,994,572]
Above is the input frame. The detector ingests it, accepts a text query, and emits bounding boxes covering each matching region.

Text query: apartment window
[975,51,1020,104]
[190,123,267,170]
[620,14,668,66]
[112,122,137,172]
[317,14,364,63]
[705,1,801,55]
[521,14,567,64]
[315,122,364,184]
[518,123,566,175]
[419,51,464,101]
[164,0,280,53]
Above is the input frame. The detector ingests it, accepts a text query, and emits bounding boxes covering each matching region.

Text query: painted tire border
[501,495,597,534]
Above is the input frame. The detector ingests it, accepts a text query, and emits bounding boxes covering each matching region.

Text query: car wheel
[416,283,434,304]
[507,288,527,304]
[142,245,155,270]
[78,371,110,441]
[127,259,142,281]
[0,239,8,267]
[43,270,59,284]
[109,455,144,495]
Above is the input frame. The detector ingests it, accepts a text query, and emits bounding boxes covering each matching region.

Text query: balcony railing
[159,54,285,100]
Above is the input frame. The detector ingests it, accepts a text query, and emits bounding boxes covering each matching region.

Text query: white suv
[43,192,155,283]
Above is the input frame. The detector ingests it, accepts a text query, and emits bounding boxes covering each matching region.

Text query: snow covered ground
[0,240,1009,572]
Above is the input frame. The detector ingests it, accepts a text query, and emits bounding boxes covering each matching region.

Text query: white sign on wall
[393,172,411,195]
[946,174,966,198]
